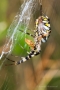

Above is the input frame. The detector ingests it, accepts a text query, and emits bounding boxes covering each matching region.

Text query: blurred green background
[0,0,60,90]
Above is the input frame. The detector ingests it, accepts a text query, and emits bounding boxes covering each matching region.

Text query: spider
[6,15,51,66]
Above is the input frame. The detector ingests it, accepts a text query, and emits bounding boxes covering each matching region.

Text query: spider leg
[6,57,15,62]
[5,57,16,66]
[15,50,41,65]
[19,29,34,37]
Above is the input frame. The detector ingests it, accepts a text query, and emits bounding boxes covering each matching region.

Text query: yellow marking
[45,23,50,27]
[42,16,48,21]
[44,18,47,21]
[36,19,38,28]
[42,16,47,20]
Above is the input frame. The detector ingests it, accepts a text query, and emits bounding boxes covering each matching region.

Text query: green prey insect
[6,0,51,66]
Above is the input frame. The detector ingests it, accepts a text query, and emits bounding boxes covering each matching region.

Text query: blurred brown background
[0,0,60,90]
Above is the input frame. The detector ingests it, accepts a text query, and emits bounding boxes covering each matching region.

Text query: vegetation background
[0,0,60,90]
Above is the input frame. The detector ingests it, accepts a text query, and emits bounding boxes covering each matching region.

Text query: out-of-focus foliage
[0,0,60,90]
[0,0,8,21]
